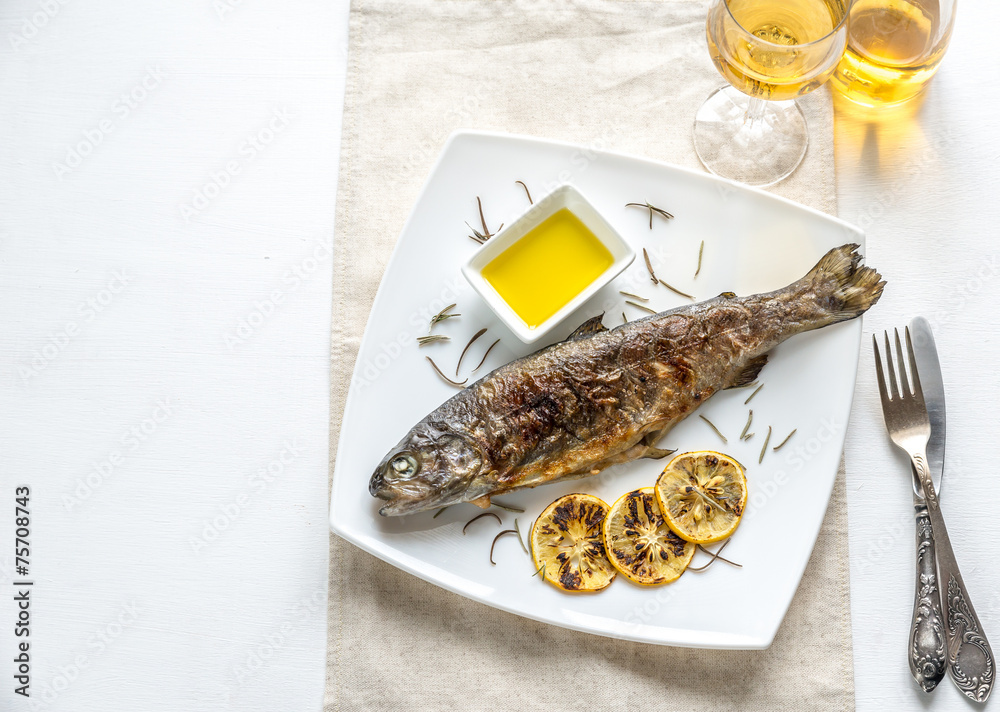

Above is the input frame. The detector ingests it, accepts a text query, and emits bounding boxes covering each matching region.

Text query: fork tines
[873,327,924,404]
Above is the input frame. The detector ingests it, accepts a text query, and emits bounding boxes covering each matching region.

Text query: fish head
[369,422,484,516]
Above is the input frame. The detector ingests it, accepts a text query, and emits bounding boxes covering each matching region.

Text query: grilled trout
[370,244,883,516]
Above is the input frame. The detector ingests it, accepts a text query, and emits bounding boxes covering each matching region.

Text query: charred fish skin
[371,244,884,516]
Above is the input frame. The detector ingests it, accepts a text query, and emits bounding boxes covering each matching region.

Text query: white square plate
[331,131,864,649]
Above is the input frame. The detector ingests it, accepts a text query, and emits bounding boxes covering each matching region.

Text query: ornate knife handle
[910,451,995,703]
[909,502,946,692]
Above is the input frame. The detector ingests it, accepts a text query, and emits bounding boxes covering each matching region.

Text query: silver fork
[874,327,994,702]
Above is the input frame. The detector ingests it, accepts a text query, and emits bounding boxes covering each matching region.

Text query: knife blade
[906,316,948,693]
[909,316,945,496]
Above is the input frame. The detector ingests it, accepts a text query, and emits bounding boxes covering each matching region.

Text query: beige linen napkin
[327,1,853,710]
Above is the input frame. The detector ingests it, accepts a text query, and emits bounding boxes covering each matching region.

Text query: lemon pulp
[481,209,612,329]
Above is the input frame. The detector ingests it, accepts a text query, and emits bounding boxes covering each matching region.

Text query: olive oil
[481,209,612,330]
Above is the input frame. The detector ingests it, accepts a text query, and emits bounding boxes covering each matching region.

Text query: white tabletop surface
[1,1,997,711]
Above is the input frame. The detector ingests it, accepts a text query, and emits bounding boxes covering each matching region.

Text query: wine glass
[694,0,850,187]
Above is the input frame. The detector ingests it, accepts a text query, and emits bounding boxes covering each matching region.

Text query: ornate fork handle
[909,501,946,692]
[910,451,995,702]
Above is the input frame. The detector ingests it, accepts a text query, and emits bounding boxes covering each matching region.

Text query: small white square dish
[461,184,635,344]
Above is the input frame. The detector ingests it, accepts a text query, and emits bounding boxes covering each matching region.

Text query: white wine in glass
[695,0,849,186]
[831,0,955,107]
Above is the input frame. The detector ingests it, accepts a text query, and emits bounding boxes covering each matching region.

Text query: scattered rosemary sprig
[463,511,501,535]
[466,196,503,244]
[658,278,695,300]
[699,415,728,444]
[773,429,797,451]
[513,518,530,554]
[643,248,658,284]
[456,327,487,375]
[626,300,657,315]
[432,506,449,519]
[622,312,628,324]
[515,180,533,204]
[740,410,753,440]
[532,561,546,578]
[417,334,450,347]
[695,240,704,278]
[689,541,742,571]
[490,530,518,565]
[471,338,501,373]
[429,303,460,329]
[625,201,674,229]
[743,432,755,440]
[619,290,648,302]
[744,383,764,405]
[491,500,525,513]
[759,425,772,465]
[427,356,467,388]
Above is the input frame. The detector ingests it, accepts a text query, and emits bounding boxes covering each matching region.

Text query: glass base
[693,86,808,188]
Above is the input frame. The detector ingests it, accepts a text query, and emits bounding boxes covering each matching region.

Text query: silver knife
[907,316,947,691]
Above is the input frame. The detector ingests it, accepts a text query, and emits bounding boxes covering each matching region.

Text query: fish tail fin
[804,244,885,324]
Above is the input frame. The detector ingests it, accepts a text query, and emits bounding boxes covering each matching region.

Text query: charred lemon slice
[603,487,695,586]
[530,493,616,593]
[654,451,748,544]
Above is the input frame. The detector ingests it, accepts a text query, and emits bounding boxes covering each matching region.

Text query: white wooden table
[1,1,997,710]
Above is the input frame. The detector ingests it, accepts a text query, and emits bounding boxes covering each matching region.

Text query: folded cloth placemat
[327,1,853,710]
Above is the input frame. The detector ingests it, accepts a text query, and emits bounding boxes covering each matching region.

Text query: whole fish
[370,244,883,516]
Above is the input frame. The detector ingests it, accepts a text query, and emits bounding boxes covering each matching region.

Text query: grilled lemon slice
[655,451,748,544]
[603,487,695,586]
[530,493,616,593]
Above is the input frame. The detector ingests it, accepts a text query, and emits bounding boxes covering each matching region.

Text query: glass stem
[744,95,766,129]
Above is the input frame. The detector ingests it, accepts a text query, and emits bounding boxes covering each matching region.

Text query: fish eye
[390,454,419,477]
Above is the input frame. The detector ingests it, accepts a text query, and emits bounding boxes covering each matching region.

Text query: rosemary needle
[513,518,530,554]
[456,328,487,375]
[689,540,742,571]
[626,201,674,229]
[744,382,764,405]
[490,530,518,565]
[532,561,546,578]
[471,338,501,373]
[432,506,449,519]
[740,410,753,440]
[658,278,695,300]
[492,500,525,513]
[429,303,460,328]
[695,240,704,278]
[773,429,797,451]
[463,512,501,535]
[619,290,648,302]
[759,426,772,465]
[417,334,450,347]
[699,415,728,444]
[643,248,658,284]
[626,300,657,315]
[622,312,628,324]
[426,356,467,388]
[515,180,533,204]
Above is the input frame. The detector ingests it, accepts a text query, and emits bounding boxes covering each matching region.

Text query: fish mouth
[370,480,455,517]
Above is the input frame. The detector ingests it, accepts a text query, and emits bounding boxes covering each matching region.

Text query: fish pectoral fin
[565,314,607,342]
[469,495,492,509]
[727,354,768,389]
[642,446,677,460]
[640,431,676,459]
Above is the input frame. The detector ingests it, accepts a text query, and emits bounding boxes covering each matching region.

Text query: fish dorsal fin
[727,354,768,389]
[566,314,607,342]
